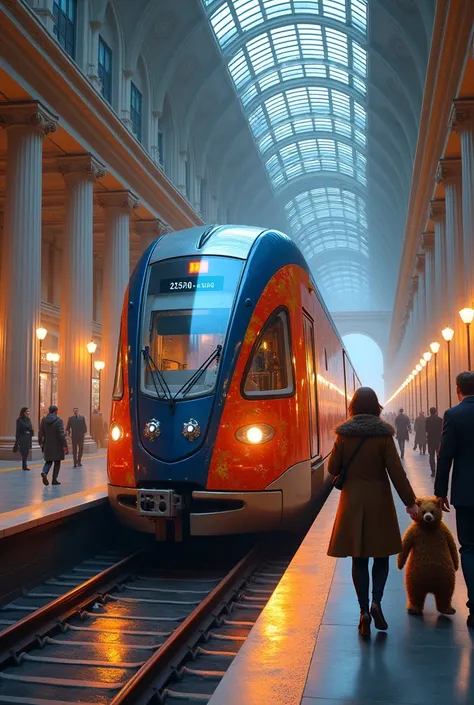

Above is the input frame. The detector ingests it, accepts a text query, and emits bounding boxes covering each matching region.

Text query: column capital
[421,231,435,251]
[428,199,446,222]
[449,99,474,134]
[97,190,139,212]
[133,218,169,236]
[0,100,58,136]
[436,158,462,185]
[57,153,106,181]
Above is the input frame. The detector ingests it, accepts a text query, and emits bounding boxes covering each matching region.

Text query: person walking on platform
[327,387,418,637]
[38,405,68,486]
[435,372,474,629]
[394,407,411,458]
[425,407,442,477]
[15,407,33,471]
[66,407,87,468]
[414,411,426,454]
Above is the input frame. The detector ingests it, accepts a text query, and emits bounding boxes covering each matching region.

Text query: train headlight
[110,423,123,442]
[144,419,161,440]
[235,424,274,445]
[182,418,201,441]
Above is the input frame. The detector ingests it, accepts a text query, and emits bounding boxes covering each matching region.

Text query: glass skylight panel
[322,0,346,23]
[325,28,348,65]
[233,0,264,30]
[350,0,367,32]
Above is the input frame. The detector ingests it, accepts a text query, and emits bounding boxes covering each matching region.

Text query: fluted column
[450,99,474,301]
[99,191,139,423]
[429,200,447,328]
[57,154,106,445]
[422,232,435,342]
[0,101,57,458]
[436,160,464,310]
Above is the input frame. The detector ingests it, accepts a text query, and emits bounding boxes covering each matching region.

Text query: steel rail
[109,543,263,705]
[0,549,147,663]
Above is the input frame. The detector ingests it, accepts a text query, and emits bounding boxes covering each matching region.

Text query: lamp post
[459,308,474,371]
[430,341,440,411]
[442,327,454,408]
[94,360,105,411]
[420,358,427,413]
[45,352,60,406]
[416,363,423,413]
[87,340,97,425]
[408,374,414,419]
[423,351,432,412]
[36,327,47,431]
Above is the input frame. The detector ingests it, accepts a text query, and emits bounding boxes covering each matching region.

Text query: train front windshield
[142,256,243,399]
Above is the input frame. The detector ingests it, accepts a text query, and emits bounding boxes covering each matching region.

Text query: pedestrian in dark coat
[414,412,426,454]
[435,372,474,630]
[394,408,411,458]
[425,406,442,477]
[15,407,33,471]
[327,387,418,637]
[38,405,68,487]
[66,407,87,467]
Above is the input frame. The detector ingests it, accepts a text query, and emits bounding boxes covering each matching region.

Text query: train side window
[112,326,124,400]
[243,309,293,398]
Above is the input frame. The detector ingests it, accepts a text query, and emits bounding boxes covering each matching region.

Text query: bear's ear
[415,498,422,506]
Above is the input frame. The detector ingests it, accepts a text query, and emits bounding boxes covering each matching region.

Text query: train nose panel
[138,395,215,461]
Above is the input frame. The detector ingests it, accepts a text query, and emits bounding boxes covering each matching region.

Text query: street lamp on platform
[442,327,454,408]
[459,308,474,371]
[94,360,105,411]
[430,341,440,411]
[418,361,425,412]
[423,351,432,413]
[87,340,97,424]
[412,368,419,417]
[36,326,47,431]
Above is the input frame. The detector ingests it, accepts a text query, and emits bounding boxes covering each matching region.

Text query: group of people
[15,405,107,485]
[327,371,474,636]
[394,407,443,476]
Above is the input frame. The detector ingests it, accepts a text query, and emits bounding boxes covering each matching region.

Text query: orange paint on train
[107,287,135,487]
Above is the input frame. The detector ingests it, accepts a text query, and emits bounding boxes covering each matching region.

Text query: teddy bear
[397,497,459,615]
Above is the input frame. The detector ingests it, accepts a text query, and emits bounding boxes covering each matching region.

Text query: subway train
[107,225,359,540]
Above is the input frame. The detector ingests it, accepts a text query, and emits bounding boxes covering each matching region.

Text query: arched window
[131,55,151,148]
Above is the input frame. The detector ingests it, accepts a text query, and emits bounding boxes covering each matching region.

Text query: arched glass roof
[203,0,369,311]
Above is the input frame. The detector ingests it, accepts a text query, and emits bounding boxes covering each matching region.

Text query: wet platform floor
[210,443,474,705]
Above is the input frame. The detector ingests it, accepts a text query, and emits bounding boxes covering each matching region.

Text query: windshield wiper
[142,347,172,402]
[175,345,222,400]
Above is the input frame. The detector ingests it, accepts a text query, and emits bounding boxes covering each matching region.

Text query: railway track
[0,540,292,704]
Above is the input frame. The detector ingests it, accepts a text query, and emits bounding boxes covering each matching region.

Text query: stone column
[415,253,426,351]
[429,200,447,328]
[0,101,57,458]
[57,154,106,449]
[422,231,435,342]
[436,160,464,311]
[450,99,474,302]
[98,191,139,423]
[86,21,102,90]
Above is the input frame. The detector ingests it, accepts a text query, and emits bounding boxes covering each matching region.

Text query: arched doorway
[343,334,385,402]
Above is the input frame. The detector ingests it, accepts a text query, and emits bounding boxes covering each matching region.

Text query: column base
[83,436,98,454]
[0,438,44,461]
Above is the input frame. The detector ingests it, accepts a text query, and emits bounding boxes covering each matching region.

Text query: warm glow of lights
[420,359,426,367]
[110,424,122,441]
[246,427,264,444]
[430,341,440,354]
[412,369,418,376]
[94,360,105,371]
[416,364,422,372]
[316,373,346,399]
[36,327,47,341]
[188,260,209,274]
[46,352,60,363]
[423,351,432,362]
[459,308,474,325]
[87,340,97,354]
[442,327,454,342]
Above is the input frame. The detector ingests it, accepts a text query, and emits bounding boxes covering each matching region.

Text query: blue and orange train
[107,225,359,539]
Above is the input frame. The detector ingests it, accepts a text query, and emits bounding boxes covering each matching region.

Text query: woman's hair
[19,407,29,418]
[348,387,383,417]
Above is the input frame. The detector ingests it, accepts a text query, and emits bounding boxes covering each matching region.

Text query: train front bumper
[108,484,282,535]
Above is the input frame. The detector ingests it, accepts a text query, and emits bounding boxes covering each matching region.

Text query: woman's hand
[406,504,419,520]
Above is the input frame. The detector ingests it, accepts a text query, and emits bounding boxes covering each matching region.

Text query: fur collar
[335,414,394,437]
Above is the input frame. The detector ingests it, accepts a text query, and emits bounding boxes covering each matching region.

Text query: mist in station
[342,334,384,403]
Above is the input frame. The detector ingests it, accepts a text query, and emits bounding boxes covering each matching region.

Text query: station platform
[210,445,474,705]
[0,454,107,538]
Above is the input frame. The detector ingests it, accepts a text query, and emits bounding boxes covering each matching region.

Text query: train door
[303,313,319,458]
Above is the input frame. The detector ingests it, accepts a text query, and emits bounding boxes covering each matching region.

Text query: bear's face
[415,497,442,526]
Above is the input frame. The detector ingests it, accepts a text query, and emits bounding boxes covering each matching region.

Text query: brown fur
[397,497,459,615]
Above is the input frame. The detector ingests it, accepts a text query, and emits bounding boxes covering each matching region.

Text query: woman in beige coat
[328,387,418,636]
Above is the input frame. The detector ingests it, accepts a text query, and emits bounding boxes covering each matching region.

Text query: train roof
[149,225,266,263]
